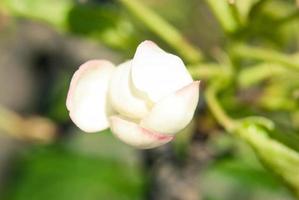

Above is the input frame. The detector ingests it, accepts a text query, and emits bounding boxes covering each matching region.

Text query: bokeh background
[0,0,299,200]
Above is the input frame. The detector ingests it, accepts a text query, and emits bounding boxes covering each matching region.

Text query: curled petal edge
[140,81,200,134]
[110,116,173,149]
[66,60,115,133]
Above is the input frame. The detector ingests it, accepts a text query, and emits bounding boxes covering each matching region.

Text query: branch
[205,81,237,132]
[204,0,239,33]
[188,63,227,80]
[118,0,203,64]
[232,44,299,72]
[0,105,57,143]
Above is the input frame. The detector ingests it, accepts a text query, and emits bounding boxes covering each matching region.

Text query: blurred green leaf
[3,0,137,49]
[3,144,145,200]
[236,121,299,198]
[3,0,72,28]
[202,133,294,200]
[67,3,135,49]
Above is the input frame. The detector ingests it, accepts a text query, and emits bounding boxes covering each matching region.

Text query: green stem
[237,63,287,88]
[205,81,237,131]
[188,63,226,79]
[204,0,239,33]
[233,44,299,72]
[118,0,203,64]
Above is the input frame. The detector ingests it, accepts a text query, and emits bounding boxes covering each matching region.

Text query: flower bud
[66,41,200,149]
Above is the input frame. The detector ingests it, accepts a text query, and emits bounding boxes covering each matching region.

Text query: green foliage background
[0,0,299,199]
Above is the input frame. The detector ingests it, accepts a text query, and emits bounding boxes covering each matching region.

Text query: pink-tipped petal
[140,81,200,134]
[131,40,193,103]
[109,60,150,119]
[110,116,173,149]
[66,60,115,133]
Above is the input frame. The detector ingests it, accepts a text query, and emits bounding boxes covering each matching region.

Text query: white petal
[131,40,193,102]
[109,116,173,149]
[66,60,115,132]
[140,81,200,134]
[109,60,150,119]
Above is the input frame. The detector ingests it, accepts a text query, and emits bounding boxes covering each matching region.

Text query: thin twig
[0,105,57,143]
[118,0,203,64]
[205,81,237,132]
[232,44,299,72]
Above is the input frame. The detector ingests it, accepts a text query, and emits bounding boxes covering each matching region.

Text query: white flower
[66,41,200,149]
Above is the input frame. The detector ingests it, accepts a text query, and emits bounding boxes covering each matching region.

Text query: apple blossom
[66,40,200,149]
